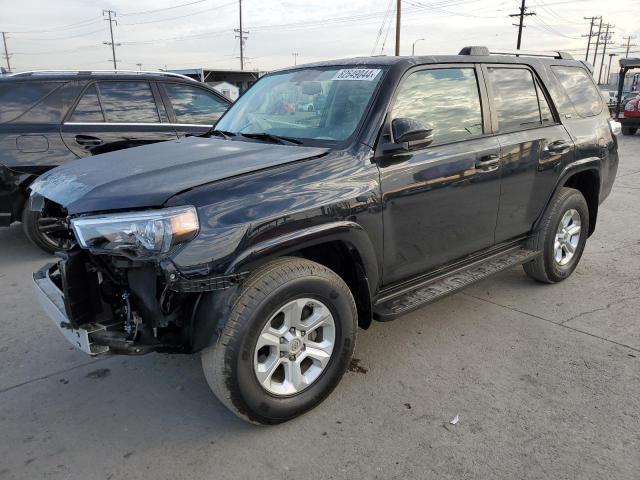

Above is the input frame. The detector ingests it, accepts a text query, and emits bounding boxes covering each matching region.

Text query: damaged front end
[32,203,245,356]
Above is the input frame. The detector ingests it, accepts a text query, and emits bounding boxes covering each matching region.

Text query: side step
[373,246,540,321]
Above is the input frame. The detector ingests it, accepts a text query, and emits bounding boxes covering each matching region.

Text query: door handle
[546,140,571,155]
[75,135,103,147]
[475,154,500,172]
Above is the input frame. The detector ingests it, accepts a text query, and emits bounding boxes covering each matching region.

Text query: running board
[373,247,540,321]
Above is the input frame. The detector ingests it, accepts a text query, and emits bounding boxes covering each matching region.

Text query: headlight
[71,206,199,259]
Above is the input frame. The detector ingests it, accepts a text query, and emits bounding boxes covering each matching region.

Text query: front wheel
[201,257,357,424]
[22,207,73,254]
[523,187,589,283]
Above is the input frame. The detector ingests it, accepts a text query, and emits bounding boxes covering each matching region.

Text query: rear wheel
[523,187,589,283]
[201,257,357,424]
[22,207,73,254]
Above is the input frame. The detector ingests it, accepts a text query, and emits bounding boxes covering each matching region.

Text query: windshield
[215,67,385,144]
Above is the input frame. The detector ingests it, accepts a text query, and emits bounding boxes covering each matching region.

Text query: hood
[30,136,329,214]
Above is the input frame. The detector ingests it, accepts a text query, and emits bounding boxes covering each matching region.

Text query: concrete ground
[1,135,638,480]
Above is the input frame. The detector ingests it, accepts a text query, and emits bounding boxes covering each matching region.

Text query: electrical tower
[1,32,10,73]
[582,16,601,62]
[103,10,119,70]
[234,0,249,70]
[509,0,535,50]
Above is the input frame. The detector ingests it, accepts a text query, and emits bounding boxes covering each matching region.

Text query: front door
[61,80,177,157]
[379,65,502,285]
[482,65,575,242]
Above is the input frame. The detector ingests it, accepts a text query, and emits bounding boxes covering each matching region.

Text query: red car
[622,93,640,135]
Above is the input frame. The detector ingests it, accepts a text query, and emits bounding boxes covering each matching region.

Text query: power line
[2,17,103,35]
[509,0,536,50]
[103,9,119,70]
[120,2,235,26]
[120,0,207,17]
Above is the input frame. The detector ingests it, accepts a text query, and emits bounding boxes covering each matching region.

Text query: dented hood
[30,136,329,214]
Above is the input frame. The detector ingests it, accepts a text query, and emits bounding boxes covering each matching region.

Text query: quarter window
[391,68,483,145]
[0,81,61,123]
[551,66,603,117]
[487,67,546,132]
[69,85,104,122]
[163,84,228,125]
[96,81,160,123]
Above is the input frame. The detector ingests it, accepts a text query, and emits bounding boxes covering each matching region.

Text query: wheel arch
[227,221,379,330]
[535,161,601,237]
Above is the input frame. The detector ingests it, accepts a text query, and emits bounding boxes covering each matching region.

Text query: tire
[22,207,64,254]
[523,187,589,284]
[621,126,637,136]
[201,257,357,424]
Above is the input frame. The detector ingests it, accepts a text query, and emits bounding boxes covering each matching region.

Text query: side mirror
[381,118,434,155]
[392,117,434,145]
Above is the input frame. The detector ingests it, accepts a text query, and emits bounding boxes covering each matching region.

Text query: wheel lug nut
[300,331,306,337]
[280,352,285,357]
[289,355,296,361]
[289,327,296,334]
[279,337,285,344]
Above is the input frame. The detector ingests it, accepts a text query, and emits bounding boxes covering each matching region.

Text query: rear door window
[0,81,61,123]
[486,67,544,132]
[96,81,160,123]
[162,83,228,125]
[391,67,484,145]
[551,66,603,117]
[69,85,105,122]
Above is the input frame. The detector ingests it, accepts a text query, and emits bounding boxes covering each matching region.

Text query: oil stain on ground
[348,358,368,374]
[86,368,111,379]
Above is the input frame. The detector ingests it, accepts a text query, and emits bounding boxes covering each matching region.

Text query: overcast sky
[0,0,638,75]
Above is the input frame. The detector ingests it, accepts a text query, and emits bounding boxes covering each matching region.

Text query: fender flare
[227,220,380,298]
[533,158,601,233]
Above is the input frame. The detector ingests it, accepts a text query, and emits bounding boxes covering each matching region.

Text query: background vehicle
[31,48,618,424]
[0,70,231,252]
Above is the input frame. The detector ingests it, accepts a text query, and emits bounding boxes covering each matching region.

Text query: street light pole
[412,38,425,56]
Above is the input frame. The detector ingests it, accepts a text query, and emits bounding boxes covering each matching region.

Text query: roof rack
[8,69,196,81]
[458,46,573,60]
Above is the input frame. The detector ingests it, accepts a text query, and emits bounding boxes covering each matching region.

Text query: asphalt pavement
[0,135,638,480]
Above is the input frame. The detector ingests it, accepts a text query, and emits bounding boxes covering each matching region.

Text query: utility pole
[582,16,600,61]
[606,53,616,85]
[136,63,142,71]
[395,0,401,56]
[292,53,298,66]
[1,32,10,73]
[509,0,535,50]
[597,23,614,85]
[621,35,637,58]
[591,17,603,67]
[412,38,424,56]
[102,10,119,69]
[234,0,249,70]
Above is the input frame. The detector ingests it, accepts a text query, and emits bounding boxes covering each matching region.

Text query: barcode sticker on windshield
[332,69,381,81]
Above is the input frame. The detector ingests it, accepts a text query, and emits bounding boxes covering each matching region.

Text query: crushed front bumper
[33,263,109,356]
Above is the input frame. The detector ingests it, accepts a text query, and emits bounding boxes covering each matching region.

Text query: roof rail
[8,69,197,81]
[458,46,574,60]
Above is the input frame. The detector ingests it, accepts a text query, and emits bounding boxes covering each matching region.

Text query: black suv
[0,70,230,252]
[31,48,618,424]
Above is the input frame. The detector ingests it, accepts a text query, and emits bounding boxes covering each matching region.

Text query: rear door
[483,65,574,243]
[379,64,502,284]
[61,80,177,157]
[158,82,230,137]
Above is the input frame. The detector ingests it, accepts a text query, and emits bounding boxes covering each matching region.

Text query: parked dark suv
[0,70,230,252]
[31,48,618,424]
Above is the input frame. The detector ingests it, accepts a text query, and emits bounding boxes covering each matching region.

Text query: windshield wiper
[240,132,303,145]
[200,129,236,139]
